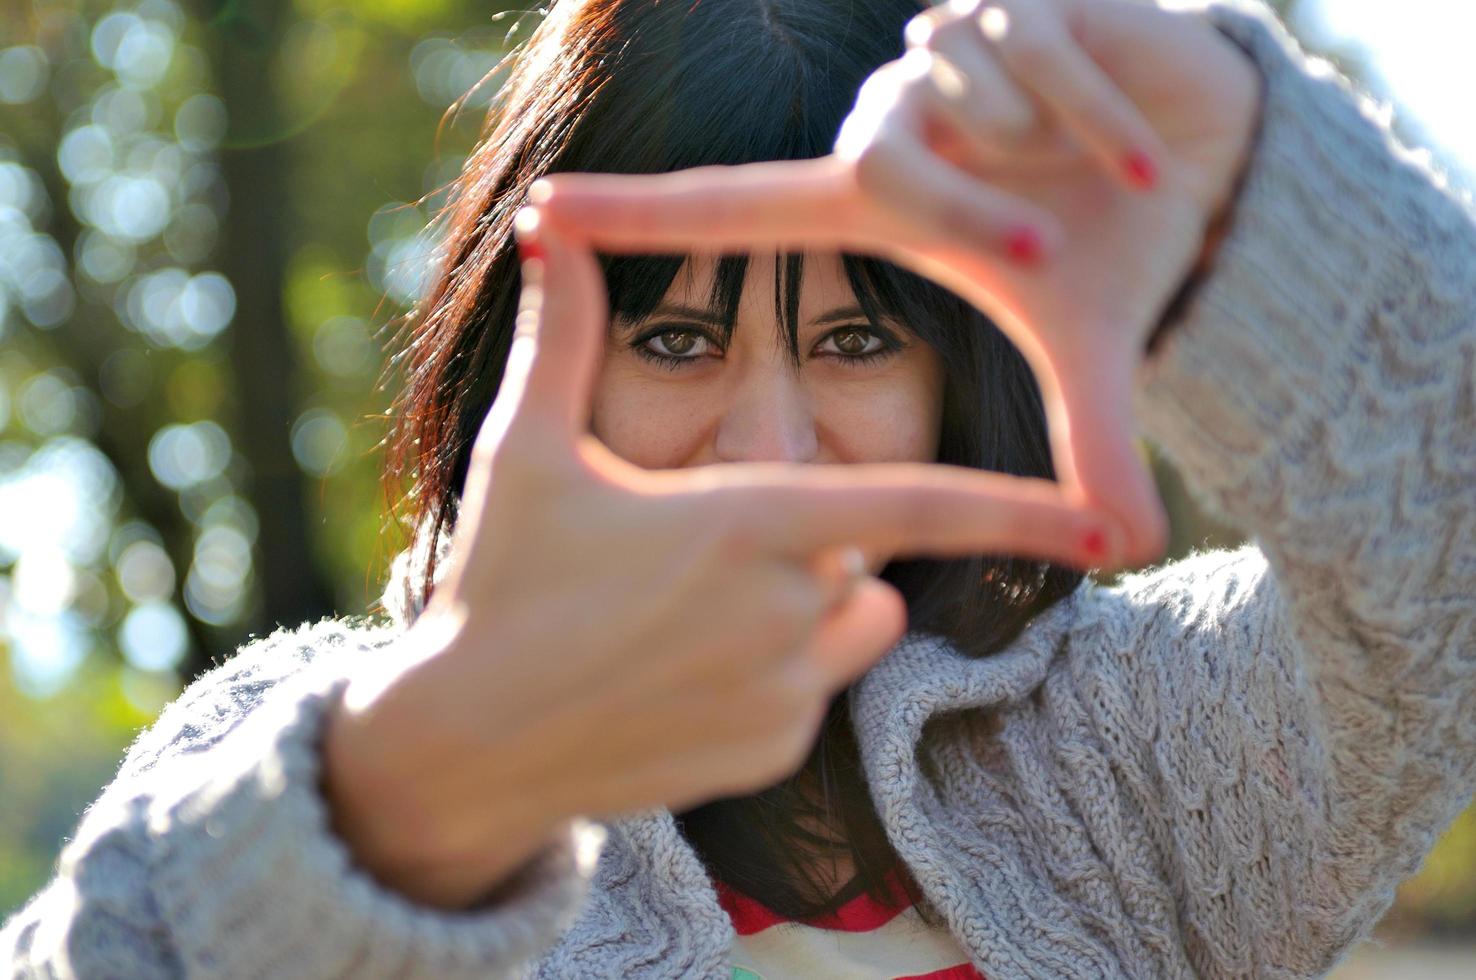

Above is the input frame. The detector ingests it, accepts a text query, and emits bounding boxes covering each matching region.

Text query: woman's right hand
[321,212,1113,909]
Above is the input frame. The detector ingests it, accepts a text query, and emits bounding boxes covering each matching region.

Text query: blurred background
[0,0,1471,968]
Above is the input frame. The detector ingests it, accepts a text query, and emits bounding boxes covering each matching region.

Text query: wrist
[1146,33,1264,355]
[321,624,572,909]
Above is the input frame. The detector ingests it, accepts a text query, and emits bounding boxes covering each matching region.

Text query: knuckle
[903,10,939,48]
[926,55,971,104]
[927,14,978,53]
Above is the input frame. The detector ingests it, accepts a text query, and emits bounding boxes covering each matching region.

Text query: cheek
[589,363,714,469]
[819,359,945,464]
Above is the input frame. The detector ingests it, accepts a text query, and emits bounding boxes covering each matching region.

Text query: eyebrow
[611,303,874,334]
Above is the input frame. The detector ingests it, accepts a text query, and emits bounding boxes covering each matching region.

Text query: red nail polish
[517,238,545,263]
[1006,226,1043,266]
[1082,528,1108,561]
[1124,150,1158,190]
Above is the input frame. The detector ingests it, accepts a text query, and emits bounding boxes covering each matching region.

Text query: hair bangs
[580,0,927,355]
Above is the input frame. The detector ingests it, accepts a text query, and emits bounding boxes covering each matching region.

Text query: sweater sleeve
[0,618,606,979]
[1084,0,1476,974]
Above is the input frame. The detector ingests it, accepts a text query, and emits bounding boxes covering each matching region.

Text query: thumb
[491,207,610,444]
[806,578,909,690]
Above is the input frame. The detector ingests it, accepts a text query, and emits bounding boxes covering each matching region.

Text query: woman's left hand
[535,0,1262,566]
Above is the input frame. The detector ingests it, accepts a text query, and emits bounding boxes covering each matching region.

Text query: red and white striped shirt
[715,865,985,980]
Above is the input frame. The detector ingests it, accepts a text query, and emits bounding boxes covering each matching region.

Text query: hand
[323,213,1112,908]
[534,0,1263,565]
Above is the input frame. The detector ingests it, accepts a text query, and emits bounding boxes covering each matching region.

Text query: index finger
[680,462,1117,569]
[532,158,859,253]
[534,151,1056,268]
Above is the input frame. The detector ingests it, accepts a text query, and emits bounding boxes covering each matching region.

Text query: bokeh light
[409,33,505,110]
[290,407,348,477]
[18,372,78,436]
[313,315,377,377]
[115,538,175,604]
[57,125,116,185]
[8,609,92,698]
[0,437,120,567]
[76,228,138,283]
[146,419,231,490]
[173,93,227,152]
[184,524,251,625]
[13,550,79,618]
[123,267,235,348]
[0,46,50,105]
[117,600,187,672]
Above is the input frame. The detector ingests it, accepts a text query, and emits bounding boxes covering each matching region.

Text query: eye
[821,327,884,356]
[632,326,721,368]
[813,325,899,364]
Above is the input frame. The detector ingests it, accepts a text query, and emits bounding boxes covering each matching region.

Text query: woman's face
[591,253,946,475]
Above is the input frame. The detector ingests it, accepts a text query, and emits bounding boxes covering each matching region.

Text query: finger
[803,577,909,690]
[981,0,1168,191]
[850,129,1064,264]
[1044,338,1168,566]
[535,145,1060,268]
[906,12,1041,151]
[686,464,1119,568]
[533,160,857,254]
[898,51,1034,173]
[497,207,609,440]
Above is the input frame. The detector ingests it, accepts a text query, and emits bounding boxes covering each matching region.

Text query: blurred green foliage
[0,0,522,913]
[0,0,1472,943]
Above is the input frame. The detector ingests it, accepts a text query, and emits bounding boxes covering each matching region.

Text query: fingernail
[1005,226,1044,266]
[513,207,544,262]
[517,237,545,263]
[527,178,554,206]
[1123,150,1158,190]
[1081,527,1109,563]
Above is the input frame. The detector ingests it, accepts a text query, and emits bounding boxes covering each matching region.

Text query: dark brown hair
[379,0,1082,923]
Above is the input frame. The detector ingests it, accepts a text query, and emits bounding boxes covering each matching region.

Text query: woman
[4,0,1472,977]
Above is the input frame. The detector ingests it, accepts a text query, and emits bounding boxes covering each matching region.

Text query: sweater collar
[541,619,1070,976]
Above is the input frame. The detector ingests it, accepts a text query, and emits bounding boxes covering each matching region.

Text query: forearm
[322,645,582,911]
[1132,0,1476,893]
[2,621,604,979]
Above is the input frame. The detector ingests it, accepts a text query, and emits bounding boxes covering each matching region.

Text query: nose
[713,365,819,465]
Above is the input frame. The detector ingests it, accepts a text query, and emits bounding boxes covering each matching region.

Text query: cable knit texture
[4,1,1473,977]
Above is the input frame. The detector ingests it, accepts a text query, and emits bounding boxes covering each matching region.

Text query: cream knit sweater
[4,1,1474,976]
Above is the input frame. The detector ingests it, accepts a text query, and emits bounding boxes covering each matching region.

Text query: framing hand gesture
[536,0,1263,565]
[325,208,1112,910]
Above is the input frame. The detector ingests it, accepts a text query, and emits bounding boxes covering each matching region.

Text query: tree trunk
[197,0,334,672]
